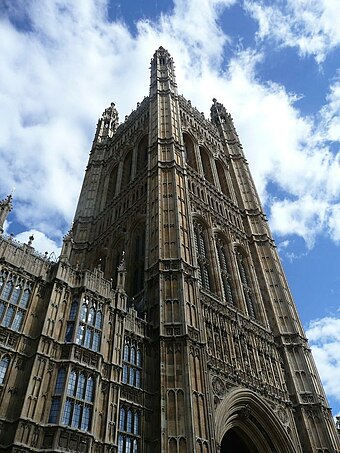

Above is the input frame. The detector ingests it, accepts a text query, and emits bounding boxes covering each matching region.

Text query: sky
[0,0,339,418]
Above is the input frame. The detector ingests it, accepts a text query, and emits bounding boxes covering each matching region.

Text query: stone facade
[0,47,339,452]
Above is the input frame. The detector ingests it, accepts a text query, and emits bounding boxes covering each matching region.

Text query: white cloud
[244,0,340,63]
[14,229,61,258]
[306,317,340,404]
[0,0,339,252]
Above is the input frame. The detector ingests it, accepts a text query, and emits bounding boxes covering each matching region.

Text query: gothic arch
[199,146,214,185]
[183,133,198,171]
[215,159,231,198]
[136,134,148,173]
[105,164,118,206]
[215,388,297,453]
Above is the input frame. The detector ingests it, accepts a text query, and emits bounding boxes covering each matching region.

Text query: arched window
[216,238,234,305]
[118,406,141,452]
[69,301,78,320]
[106,165,118,205]
[20,289,30,308]
[122,342,142,389]
[193,222,211,291]
[236,250,256,319]
[119,407,126,430]
[199,147,214,185]
[75,298,102,352]
[2,281,13,300]
[136,135,148,173]
[67,370,77,396]
[10,285,21,304]
[121,150,133,189]
[130,347,136,365]
[55,368,66,394]
[215,160,231,198]
[0,355,10,384]
[0,273,30,332]
[80,304,87,322]
[85,377,94,402]
[76,373,86,399]
[62,370,94,431]
[124,344,130,361]
[183,134,197,171]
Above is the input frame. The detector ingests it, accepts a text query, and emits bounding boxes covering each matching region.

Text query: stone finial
[28,235,34,246]
[0,194,13,234]
[116,251,127,291]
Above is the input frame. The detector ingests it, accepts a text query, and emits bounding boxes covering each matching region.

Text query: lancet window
[121,150,133,189]
[199,147,214,185]
[183,133,198,171]
[236,250,256,319]
[122,342,142,389]
[118,406,141,453]
[106,165,118,205]
[0,270,31,332]
[215,160,231,198]
[215,238,234,305]
[64,296,103,352]
[48,368,95,431]
[0,355,10,384]
[193,222,211,291]
[136,135,148,173]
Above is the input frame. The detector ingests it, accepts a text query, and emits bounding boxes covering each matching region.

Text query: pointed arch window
[0,355,10,384]
[121,150,133,189]
[215,160,231,198]
[106,165,118,205]
[216,238,234,305]
[118,406,141,452]
[61,369,95,431]
[236,250,256,319]
[122,341,142,389]
[130,226,145,297]
[199,147,214,185]
[136,135,148,173]
[193,222,211,291]
[74,296,103,352]
[183,133,198,171]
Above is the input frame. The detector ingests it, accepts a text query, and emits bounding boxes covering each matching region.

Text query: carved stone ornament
[212,376,225,398]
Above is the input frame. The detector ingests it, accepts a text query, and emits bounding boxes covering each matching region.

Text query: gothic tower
[0,47,339,453]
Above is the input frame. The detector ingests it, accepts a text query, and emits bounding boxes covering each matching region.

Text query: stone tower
[0,47,339,452]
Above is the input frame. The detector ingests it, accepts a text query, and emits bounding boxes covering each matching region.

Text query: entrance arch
[215,388,298,453]
[221,427,258,453]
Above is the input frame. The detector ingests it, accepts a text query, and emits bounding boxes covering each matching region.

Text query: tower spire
[0,194,13,234]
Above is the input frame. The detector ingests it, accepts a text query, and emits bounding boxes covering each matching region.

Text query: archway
[220,428,258,453]
[215,388,298,453]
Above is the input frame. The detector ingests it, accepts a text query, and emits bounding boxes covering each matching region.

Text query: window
[61,369,95,431]
[183,133,198,171]
[73,296,103,352]
[236,251,256,319]
[193,222,211,291]
[48,368,66,423]
[216,238,234,305]
[0,271,31,332]
[118,406,141,453]
[0,355,10,384]
[199,147,214,185]
[122,342,142,389]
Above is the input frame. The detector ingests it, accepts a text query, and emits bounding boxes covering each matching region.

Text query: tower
[0,47,339,452]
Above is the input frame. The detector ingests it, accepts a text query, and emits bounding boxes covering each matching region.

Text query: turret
[0,194,13,234]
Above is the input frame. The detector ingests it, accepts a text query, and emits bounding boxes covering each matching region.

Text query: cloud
[14,229,61,258]
[0,0,339,253]
[244,0,340,63]
[306,316,340,405]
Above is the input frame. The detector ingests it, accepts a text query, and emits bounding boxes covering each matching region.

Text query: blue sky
[0,0,339,417]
